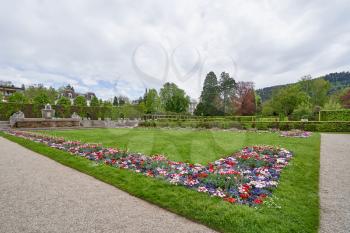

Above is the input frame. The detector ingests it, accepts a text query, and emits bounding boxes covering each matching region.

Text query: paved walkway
[320,134,350,233]
[0,137,215,233]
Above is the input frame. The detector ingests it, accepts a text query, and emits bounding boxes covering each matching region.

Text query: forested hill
[257,72,350,102]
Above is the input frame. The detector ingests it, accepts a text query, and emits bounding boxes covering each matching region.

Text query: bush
[290,103,313,121]
[319,110,350,121]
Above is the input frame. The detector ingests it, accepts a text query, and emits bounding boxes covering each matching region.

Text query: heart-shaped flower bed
[7,130,293,206]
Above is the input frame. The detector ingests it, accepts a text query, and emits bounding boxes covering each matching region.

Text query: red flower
[225,170,240,175]
[224,197,236,203]
[241,184,250,192]
[209,164,214,173]
[253,199,263,204]
[146,171,153,177]
[226,161,236,166]
[240,193,249,199]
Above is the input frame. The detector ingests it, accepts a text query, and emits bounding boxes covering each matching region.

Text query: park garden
[2,127,320,233]
[1,72,349,233]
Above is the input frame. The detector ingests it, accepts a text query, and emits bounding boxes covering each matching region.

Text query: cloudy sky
[1,0,350,100]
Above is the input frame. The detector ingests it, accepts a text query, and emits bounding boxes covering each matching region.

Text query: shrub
[319,110,350,121]
[290,103,313,121]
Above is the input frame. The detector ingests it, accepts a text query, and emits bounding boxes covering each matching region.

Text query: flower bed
[280,130,312,138]
[7,130,293,206]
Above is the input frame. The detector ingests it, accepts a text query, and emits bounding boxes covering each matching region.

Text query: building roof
[0,85,25,91]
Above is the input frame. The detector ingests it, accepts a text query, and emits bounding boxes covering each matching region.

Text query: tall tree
[219,72,236,115]
[323,98,342,110]
[118,96,129,106]
[90,96,100,107]
[255,92,262,113]
[195,71,221,116]
[340,88,350,108]
[8,92,28,104]
[160,82,190,113]
[33,93,50,105]
[56,96,71,118]
[24,84,57,104]
[113,96,118,106]
[234,82,256,115]
[271,85,309,117]
[144,89,160,113]
[74,96,87,107]
[299,77,330,107]
[56,96,71,106]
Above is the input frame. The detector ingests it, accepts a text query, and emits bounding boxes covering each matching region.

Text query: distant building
[0,81,25,102]
[58,85,96,106]
[188,99,198,115]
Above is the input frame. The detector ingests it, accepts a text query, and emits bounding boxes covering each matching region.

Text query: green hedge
[144,115,256,122]
[0,102,143,120]
[140,120,350,132]
[319,110,350,121]
[139,120,244,129]
[252,121,350,132]
[256,117,279,122]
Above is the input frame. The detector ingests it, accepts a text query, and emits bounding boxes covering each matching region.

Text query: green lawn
[2,128,320,233]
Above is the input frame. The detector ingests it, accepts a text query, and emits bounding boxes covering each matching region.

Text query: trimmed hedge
[0,102,143,120]
[140,120,244,129]
[139,120,350,132]
[319,110,350,121]
[144,114,256,122]
[253,121,350,132]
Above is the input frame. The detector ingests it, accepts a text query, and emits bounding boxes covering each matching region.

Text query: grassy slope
[2,129,320,233]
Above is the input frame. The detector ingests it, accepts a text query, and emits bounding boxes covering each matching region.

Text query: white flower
[197,186,208,193]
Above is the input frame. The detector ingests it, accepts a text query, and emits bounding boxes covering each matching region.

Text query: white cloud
[0,0,350,100]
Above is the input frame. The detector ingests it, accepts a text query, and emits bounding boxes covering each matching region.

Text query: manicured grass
[2,128,320,233]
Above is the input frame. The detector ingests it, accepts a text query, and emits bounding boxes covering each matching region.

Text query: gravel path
[0,137,216,233]
[320,134,350,233]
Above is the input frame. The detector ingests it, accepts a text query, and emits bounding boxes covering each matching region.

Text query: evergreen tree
[219,72,236,115]
[113,96,118,106]
[90,96,100,107]
[195,71,221,116]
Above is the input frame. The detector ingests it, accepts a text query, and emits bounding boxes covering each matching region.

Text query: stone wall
[15,118,80,128]
[80,119,140,128]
